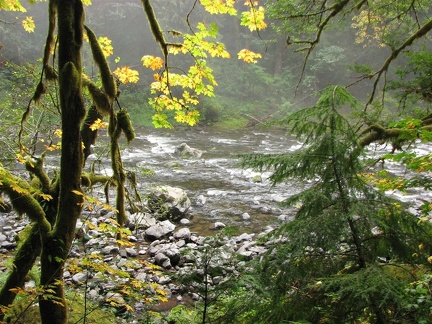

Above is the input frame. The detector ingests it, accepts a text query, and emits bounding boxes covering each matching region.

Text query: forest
[0,0,432,323]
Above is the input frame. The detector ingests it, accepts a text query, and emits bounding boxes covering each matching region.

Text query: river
[86,127,303,235]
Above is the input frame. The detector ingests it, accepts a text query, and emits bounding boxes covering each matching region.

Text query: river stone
[241,212,251,220]
[127,212,157,230]
[214,222,226,229]
[174,143,203,159]
[125,247,138,257]
[196,194,207,206]
[105,292,126,305]
[102,245,120,255]
[173,228,191,241]
[145,220,176,241]
[72,272,88,284]
[154,252,172,269]
[148,185,191,221]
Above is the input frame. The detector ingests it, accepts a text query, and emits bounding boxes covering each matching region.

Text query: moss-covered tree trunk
[38,0,85,323]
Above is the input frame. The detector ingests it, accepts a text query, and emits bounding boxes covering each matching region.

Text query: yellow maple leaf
[89,118,108,131]
[44,144,59,151]
[54,129,62,138]
[113,66,140,84]
[141,55,164,70]
[238,49,262,63]
[22,16,35,33]
[98,36,113,57]
[200,0,236,15]
[241,6,267,31]
[2,0,26,12]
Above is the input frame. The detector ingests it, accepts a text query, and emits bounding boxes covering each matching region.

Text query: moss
[84,25,116,100]
[44,64,58,81]
[117,109,135,144]
[83,79,112,115]
[142,0,168,58]
[32,81,47,105]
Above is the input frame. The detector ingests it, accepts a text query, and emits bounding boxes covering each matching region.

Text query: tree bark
[38,0,85,323]
[0,225,41,319]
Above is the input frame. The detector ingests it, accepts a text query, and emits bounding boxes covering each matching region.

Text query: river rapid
[86,127,303,235]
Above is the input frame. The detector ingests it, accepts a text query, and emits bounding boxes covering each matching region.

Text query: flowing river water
[87,127,303,235]
[38,126,431,236]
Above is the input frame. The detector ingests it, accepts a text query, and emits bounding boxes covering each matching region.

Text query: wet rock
[154,253,172,269]
[145,220,176,241]
[174,143,203,159]
[214,222,226,229]
[125,248,138,257]
[148,186,191,221]
[127,212,157,230]
[241,212,251,220]
[105,292,126,305]
[173,228,191,241]
[180,218,191,225]
[72,272,89,284]
[195,194,207,206]
[102,245,120,255]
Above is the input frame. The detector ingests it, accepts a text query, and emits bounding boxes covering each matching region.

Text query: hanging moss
[60,62,81,104]
[44,64,58,81]
[142,0,168,58]
[32,81,47,105]
[83,79,112,115]
[42,0,57,68]
[84,25,116,100]
[117,109,135,144]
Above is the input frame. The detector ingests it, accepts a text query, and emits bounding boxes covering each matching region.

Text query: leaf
[89,118,108,131]
[22,16,35,33]
[97,36,113,57]
[240,5,267,31]
[200,0,237,15]
[238,49,262,63]
[141,55,164,70]
[1,0,26,12]
[113,66,140,84]
[38,193,53,201]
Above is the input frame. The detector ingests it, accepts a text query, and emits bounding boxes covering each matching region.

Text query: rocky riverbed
[0,199,284,322]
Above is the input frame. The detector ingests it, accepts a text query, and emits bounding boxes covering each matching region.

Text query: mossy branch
[141,0,168,62]
[358,124,415,147]
[84,25,116,100]
[82,79,112,115]
[0,172,51,236]
[25,155,51,193]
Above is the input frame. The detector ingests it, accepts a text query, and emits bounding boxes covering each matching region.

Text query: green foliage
[233,85,432,323]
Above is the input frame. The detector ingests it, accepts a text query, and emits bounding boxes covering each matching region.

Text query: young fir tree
[225,86,432,323]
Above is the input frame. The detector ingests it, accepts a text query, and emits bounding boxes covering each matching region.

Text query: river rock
[241,212,251,220]
[127,212,157,230]
[145,220,176,241]
[173,228,191,241]
[174,143,203,159]
[154,253,172,269]
[214,222,226,229]
[148,185,191,221]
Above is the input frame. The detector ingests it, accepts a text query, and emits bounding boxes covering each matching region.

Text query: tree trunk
[0,225,41,320]
[38,0,85,323]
